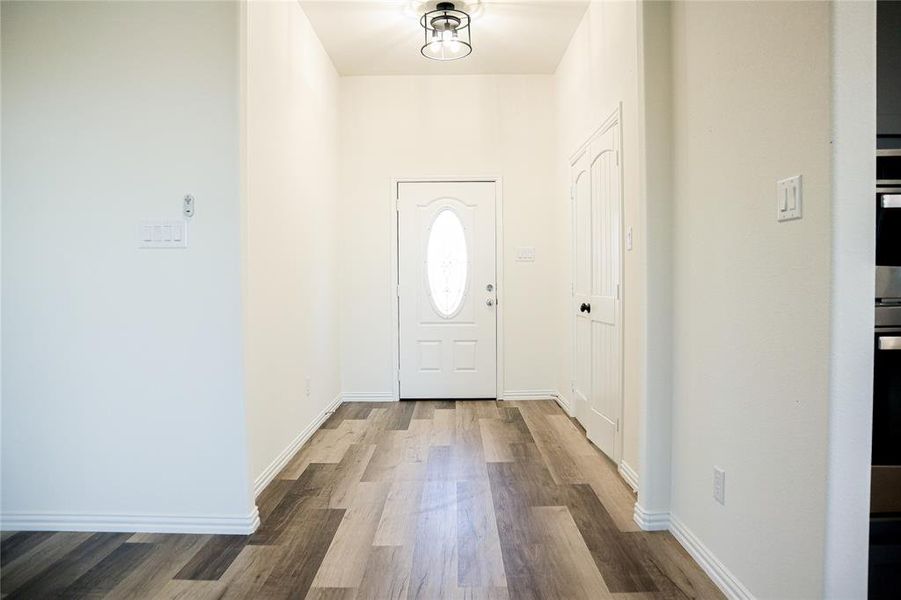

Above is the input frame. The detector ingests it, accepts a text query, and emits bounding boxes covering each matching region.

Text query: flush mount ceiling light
[421,2,472,61]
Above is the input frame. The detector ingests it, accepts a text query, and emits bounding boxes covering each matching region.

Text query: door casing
[390,177,505,401]
[569,104,625,464]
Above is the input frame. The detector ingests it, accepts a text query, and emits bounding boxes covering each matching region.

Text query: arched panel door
[571,119,623,463]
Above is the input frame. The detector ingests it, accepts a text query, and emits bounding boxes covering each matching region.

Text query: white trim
[390,177,505,401]
[342,392,396,402]
[669,514,755,600]
[0,508,260,535]
[501,389,558,401]
[618,460,639,492]
[553,393,574,416]
[632,503,669,531]
[252,393,342,499]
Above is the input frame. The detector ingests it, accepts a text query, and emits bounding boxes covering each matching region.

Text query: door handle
[580,302,591,314]
[879,336,901,350]
[486,298,495,307]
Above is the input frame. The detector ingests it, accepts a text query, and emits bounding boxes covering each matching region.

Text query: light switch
[139,220,188,248]
[776,175,802,222]
[515,247,536,262]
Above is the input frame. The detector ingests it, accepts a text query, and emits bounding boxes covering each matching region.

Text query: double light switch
[776,175,802,222]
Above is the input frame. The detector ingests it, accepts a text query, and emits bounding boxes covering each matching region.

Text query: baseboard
[501,389,559,401]
[552,393,574,416]
[633,503,670,531]
[341,392,396,402]
[669,514,754,600]
[0,507,260,535]
[253,393,342,499]
[618,460,639,492]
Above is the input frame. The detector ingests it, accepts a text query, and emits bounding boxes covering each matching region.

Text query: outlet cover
[713,467,726,505]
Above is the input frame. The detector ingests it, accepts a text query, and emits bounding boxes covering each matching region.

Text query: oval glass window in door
[427,208,468,317]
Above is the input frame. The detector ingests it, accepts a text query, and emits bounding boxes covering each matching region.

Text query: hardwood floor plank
[312,481,390,589]
[409,480,459,599]
[384,401,416,431]
[218,544,284,599]
[251,463,338,545]
[456,479,507,588]
[373,475,425,547]
[622,532,725,600]
[60,541,156,599]
[1,532,93,594]
[564,484,658,593]
[531,505,612,599]
[0,531,54,568]
[105,535,211,599]
[174,534,248,581]
[154,579,227,599]
[356,545,412,600]
[258,508,345,600]
[305,587,358,600]
[3,532,131,599]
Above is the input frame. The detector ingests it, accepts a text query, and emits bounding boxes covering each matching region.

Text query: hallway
[0,400,721,599]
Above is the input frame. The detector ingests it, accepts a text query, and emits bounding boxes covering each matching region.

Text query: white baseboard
[0,507,260,535]
[501,389,559,401]
[633,503,670,531]
[552,393,574,416]
[342,392,396,402]
[669,514,754,600]
[618,460,639,492]
[253,394,342,499]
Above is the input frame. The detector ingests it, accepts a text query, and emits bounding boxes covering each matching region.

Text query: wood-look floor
[0,400,723,599]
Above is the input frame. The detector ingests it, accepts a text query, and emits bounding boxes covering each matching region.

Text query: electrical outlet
[305,377,311,397]
[713,467,726,505]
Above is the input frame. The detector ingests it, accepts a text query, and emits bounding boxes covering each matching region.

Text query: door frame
[389,177,505,401]
[568,103,625,464]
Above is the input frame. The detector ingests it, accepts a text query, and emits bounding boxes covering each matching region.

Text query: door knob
[486,298,495,307]
[580,302,591,313]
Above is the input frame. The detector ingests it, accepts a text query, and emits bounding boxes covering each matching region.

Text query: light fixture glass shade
[420,2,472,61]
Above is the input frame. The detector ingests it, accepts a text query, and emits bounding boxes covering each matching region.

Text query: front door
[397,181,497,398]
[571,120,623,462]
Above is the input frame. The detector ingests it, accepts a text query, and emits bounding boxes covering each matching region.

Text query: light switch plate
[515,247,536,262]
[713,467,726,505]
[776,175,802,222]
[139,220,188,248]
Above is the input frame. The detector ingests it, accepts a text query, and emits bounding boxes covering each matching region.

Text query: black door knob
[580,302,591,313]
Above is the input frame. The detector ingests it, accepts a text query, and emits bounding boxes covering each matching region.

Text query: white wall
[338,75,558,399]
[554,1,643,476]
[241,0,341,492]
[824,2,876,597]
[668,1,833,596]
[1,1,255,531]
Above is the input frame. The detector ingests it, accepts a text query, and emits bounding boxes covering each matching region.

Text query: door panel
[571,121,623,462]
[398,182,497,398]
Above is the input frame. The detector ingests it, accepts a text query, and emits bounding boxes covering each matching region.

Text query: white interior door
[571,120,623,462]
[398,181,497,398]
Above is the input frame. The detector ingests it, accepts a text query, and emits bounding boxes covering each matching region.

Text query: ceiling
[299,0,590,76]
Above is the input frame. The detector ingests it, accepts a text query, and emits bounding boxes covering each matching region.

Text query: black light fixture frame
[420,2,473,61]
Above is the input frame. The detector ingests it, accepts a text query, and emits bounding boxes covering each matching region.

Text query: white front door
[398,181,497,399]
[571,120,623,462]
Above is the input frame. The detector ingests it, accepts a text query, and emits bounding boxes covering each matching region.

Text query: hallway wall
[668,1,833,596]
[242,0,342,490]
[554,0,643,480]
[1,0,254,530]
[338,75,558,399]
